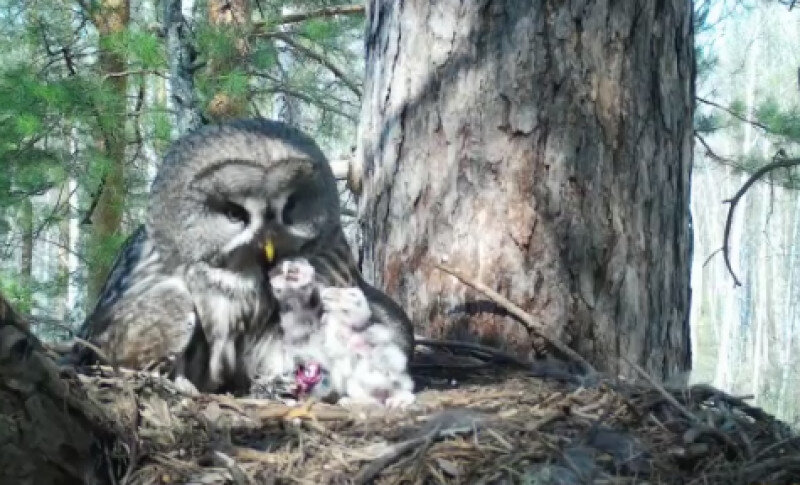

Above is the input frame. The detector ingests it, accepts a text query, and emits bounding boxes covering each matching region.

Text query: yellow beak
[264,239,275,263]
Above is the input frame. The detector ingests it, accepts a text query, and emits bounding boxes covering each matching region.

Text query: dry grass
[71,351,800,485]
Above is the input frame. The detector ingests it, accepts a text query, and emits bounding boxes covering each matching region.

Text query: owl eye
[282,193,298,225]
[222,201,249,225]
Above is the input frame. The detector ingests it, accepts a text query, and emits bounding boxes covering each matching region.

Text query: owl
[249,258,325,400]
[320,286,415,408]
[73,119,414,395]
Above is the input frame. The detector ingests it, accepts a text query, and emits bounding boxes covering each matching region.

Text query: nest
[70,346,800,485]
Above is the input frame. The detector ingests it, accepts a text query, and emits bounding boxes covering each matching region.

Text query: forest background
[1,0,800,424]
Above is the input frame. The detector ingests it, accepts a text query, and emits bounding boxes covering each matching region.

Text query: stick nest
[67,349,799,485]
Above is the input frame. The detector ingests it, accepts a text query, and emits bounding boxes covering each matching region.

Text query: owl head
[146,119,340,277]
[269,258,319,312]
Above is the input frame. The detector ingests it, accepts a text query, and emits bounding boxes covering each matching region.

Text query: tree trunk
[165,0,203,137]
[19,197,33,312]
[88,0,131,302]
[205,0,251,121]
[357,1,694,378]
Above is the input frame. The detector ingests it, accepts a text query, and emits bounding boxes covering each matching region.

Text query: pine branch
[253,5,364,30]
[254,84,358,121]
[270,32,362,97]
[102,69,166,80]
[696,96,770,131]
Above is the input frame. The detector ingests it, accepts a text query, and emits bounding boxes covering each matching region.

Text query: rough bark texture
[357,0,694,378]
[88,0,130,302]
[165,0,203,137]
[0,294,116,485]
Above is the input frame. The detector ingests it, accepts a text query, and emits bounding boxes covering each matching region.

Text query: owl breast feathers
[72,119,413,395]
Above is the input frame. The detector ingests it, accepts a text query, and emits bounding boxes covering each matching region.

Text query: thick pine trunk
[357,1,694,378]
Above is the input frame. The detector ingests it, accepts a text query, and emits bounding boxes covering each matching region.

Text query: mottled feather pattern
[72,119,414,399]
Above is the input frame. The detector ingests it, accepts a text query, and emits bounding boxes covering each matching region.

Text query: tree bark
[357,0,694,378]
[165,0,203,137]
[88,0,131,302]
[20,197,33,311]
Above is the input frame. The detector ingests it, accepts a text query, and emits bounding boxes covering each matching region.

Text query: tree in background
[0,0,365,337]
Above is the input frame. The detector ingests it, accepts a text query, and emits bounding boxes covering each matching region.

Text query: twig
[277,5,364,24]
[102,69,166,80]
[623,356,699,424]
[697,96,770,131]
[702,247,723,268]
[721,153,800,286]
[270,32,362,97]
[355,435,430,484]
[433,263,595,374]
[71,337,111,365]
[253,5,364,30]
[695,132,737,165]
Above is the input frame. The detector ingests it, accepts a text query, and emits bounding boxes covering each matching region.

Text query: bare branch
[102,69,166,80]
[721,153,800,286]
[253,5,364,31]
[622,356,699,423]
[433,263,596,373]
[697,96,770,131]
[695,132,737,165]
[270,32,362,97]
[253,84,358,121]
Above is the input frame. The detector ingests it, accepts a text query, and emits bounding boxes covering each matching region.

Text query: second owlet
[72,119,414,395]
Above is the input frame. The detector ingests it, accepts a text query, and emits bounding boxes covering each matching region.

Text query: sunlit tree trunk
[165,0,202,137]
[206,0,250,120]
[87,0,131,302]
[357,0,694,378]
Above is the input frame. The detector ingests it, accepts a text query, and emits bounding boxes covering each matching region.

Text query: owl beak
[264,239,275,263]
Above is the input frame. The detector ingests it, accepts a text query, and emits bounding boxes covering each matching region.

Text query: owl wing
[74,225,197,369]
[78,225,149,340]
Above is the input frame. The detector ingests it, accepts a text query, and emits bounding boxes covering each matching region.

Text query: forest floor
[73,346,800,485]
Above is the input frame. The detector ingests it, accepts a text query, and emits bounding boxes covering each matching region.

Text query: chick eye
[222,201,249,224]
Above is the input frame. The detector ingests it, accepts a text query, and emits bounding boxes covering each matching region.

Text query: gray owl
[73,119,413,395]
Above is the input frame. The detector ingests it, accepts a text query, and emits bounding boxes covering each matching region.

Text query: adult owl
[73,119,413,394]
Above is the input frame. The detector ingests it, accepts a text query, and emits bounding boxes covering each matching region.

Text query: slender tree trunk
[87,0,131,302]
[205,0,251,121]
[357,1,694,378]
[19,198,34,312]
[165,0,202,137]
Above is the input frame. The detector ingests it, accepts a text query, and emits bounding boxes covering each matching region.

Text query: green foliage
[104,28,165,70]
[195,24,240,64]
[0,272,33,314]
[695,112,724,134]
[756,98,800,140]
[0,0,365,326]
